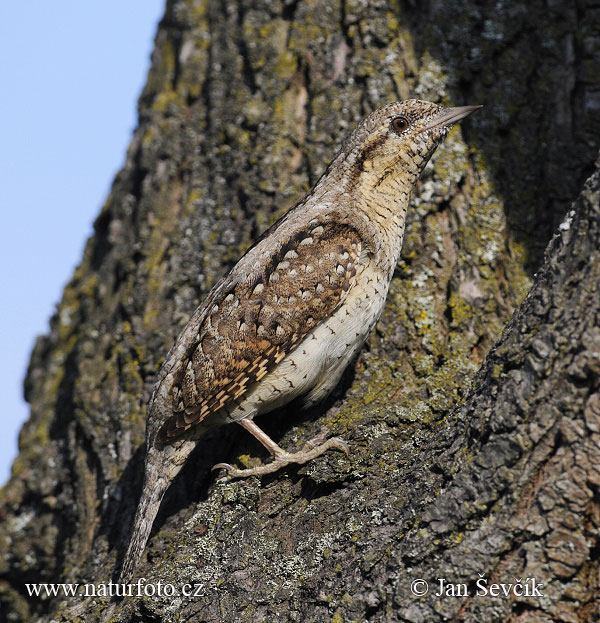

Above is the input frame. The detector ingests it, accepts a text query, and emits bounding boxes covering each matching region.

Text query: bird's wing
[155,221,362,443]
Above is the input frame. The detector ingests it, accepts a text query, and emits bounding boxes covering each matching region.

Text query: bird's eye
[391,116,410,134]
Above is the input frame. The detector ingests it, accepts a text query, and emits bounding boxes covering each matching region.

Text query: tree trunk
[1,1,599,622]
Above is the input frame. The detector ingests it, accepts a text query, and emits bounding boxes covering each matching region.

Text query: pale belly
[221,261,390,422]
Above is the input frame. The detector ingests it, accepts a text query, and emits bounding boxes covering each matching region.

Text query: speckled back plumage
[158,222,361,441]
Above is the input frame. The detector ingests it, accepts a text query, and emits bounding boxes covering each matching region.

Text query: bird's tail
[117,439,195,584]
[118,456,169,584]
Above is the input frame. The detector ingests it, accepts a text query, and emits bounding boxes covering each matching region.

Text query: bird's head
[342,99,481,188]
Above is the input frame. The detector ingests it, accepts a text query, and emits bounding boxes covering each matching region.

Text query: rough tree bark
[1,1,599,622]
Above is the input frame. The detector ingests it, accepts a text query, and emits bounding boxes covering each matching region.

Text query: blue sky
[0,1,165,485]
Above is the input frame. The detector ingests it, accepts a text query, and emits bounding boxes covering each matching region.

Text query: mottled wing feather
[156,222,361,442]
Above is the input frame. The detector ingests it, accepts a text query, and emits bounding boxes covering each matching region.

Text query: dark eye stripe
[391,116,409,134]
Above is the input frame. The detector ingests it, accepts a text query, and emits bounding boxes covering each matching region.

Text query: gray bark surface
[1,1,599,622]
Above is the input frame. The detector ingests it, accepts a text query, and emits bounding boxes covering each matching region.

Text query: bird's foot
[212,431,349,479]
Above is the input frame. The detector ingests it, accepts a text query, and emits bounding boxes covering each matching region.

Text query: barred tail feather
[118,438,196,583]
[118,472,169,583]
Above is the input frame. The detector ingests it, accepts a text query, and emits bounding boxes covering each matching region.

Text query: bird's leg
[212,418,349,478]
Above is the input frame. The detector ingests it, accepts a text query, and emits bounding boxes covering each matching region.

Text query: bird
[118,99,481,583]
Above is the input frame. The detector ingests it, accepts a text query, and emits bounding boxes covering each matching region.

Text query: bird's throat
[352,171,414,273]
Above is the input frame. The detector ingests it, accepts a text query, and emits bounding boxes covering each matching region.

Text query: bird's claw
[302,433,349,456]
[212,434,350,479]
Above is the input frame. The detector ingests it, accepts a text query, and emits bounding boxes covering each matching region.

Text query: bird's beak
[423,105,483,132]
